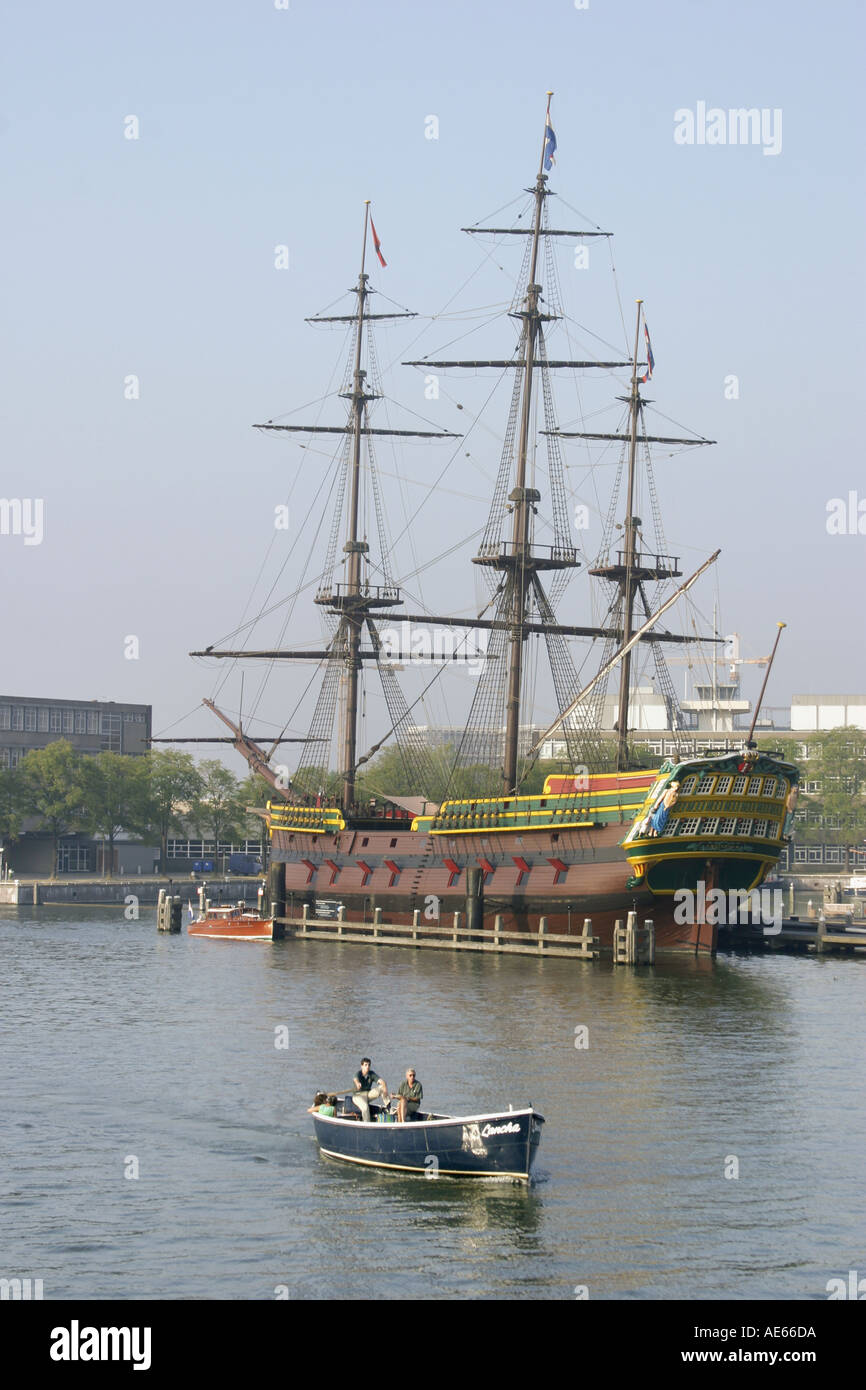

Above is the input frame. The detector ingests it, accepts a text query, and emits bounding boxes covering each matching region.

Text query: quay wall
[0,877,263,906]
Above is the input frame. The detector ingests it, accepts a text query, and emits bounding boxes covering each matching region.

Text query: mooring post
[465,866,483,940]
[644,918,655,965]
[816,910,827,955]
[581,917,592,957]
[373,906,382,938]
[267,862,286,940]
[33,882,40,906]
[538,916,547,951]
[170,896,183,933]
[301,902,309,934]
[494,913,503,947]
[626,909,637,964]
[337,903,345,935]
[156,888,166,931]
[613,918,625,963]
[452,910,460,943]
[412,908,420,940]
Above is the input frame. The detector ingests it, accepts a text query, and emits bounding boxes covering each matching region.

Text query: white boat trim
[313,1106,539,1131]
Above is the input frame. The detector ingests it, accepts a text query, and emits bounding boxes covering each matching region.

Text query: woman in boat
[307,1091,337,1116]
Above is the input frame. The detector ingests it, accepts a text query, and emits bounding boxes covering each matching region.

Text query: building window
[715,776,733,795]
[794,846,807,863]
[12,707,24,731]
[38,708,49,731]
[57,843,93,873]
[736,819,753,836]
[732,775,748,795]
[825,847,842,864]
[75,710,87,733]
[50,708,61,732]
[24,707,37,731]
[0,706,9,730]
[100,712,122,752]
[807,847,823,863]
[701,817,720,835]
[87,711,99,733]
[63,709,74,733]
[719,818,737,836]
[696,776,716,794]
[762,778,776,798]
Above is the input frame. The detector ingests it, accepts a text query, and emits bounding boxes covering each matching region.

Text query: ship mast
[191,202,459,816]
[339,203,374,810]
[614,301,645,772]
[501,97,553,792]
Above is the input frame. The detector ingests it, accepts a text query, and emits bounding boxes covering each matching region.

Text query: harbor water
[1,903,863,1301]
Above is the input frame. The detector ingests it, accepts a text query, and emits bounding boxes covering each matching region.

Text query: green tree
[141,751,204,874]
[809,728,866,868]
[81,752,150,877]
[0,763,24,857]
[19,742,89,877]
[238,772,276,866]
[190,761,245,871]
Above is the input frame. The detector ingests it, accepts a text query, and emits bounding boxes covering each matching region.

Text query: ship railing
[315,583,402,604]
[474,541,579,565]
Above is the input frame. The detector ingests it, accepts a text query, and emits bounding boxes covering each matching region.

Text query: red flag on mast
[370,216,387,268]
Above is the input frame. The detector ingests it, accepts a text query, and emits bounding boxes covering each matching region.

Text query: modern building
[1,696,153,875]
[791,695,866,732]
[0,695,151,767]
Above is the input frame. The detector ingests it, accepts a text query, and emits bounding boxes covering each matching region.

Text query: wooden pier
[277,904,601,960]
[717,917,866,955]
[276,905,866,960]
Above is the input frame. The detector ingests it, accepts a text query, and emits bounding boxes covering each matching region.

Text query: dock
[276,905,866,960]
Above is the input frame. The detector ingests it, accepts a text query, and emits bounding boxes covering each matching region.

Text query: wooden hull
[271,821,714,953]
[188,915,274,941]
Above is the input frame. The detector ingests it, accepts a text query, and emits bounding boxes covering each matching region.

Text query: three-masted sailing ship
[192,97,799,954]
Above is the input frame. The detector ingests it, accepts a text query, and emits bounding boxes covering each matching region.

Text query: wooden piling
[268,863,286,940]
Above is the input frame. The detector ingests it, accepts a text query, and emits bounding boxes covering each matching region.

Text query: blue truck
[227,853,263,876]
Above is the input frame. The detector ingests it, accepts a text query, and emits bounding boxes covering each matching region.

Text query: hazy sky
[2,0,864,774]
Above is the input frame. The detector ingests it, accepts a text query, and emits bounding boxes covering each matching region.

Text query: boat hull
[272,822,714,952]
[188,916,274,941]
[312,1107,544,1180]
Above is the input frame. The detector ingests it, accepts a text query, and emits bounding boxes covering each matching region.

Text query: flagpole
[361,199,370,278]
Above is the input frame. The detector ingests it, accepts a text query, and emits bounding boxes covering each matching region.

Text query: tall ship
[192,97,798,954]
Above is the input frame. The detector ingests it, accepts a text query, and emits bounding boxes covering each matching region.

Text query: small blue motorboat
[311,1096,544,1181]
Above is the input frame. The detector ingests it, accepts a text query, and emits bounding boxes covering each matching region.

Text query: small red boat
[188,904,274,941]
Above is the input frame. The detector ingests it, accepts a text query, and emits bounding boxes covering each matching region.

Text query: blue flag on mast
[639,323,655,383]
[543,122,557,171]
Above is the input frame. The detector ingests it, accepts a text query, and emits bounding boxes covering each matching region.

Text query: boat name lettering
[480,1120,521,1137]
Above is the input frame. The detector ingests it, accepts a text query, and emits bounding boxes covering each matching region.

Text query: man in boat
[396,1068,423,1123]
[351,1057,388,1122]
